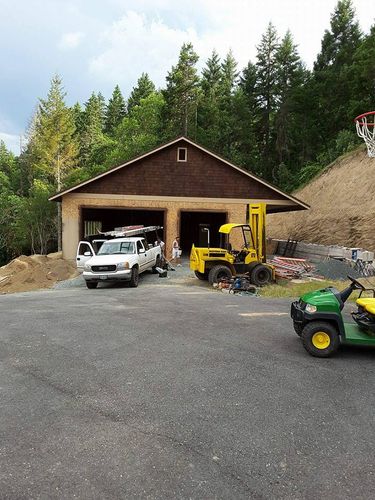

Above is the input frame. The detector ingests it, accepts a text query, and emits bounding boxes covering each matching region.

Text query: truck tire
[301,321,340,357]
[86,281,98,289]
[194,271,208,281]
[250,264,272,286]
[208,265,232,285]
[129,267,139,288]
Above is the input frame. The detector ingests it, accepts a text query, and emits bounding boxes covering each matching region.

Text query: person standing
[155,237,165,263]
[171,236,182,266]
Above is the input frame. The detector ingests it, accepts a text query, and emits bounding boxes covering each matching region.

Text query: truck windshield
[98,241,135,255]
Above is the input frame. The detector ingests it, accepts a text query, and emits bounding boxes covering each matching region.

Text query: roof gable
[49,136,308,210]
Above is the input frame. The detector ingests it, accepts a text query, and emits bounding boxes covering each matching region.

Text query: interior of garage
[179,211,227,252]
[81,207,165,240]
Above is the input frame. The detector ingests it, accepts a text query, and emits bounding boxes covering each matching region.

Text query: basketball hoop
[354,111,375,157]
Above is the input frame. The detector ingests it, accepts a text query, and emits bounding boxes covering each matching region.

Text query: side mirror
[84,251,92,256]
[139,248,145,254]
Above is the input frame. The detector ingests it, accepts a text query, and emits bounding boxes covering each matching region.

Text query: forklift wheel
[208,265,232,285]
[194,271,208,281]
[250,264,272,286]
[301,321,340,357]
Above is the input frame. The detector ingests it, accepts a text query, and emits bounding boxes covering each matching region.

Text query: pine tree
[201,50,222,95]
[236,61,261,169]
[315,0,362,71]
[72,102,85,136]
[108,93,165,166]
[350,24,375,117]
[80,92,107,165]
[274,31,305,170]
[197,50,223,150]
[105,85,126,135]
[313,0,362,143]
[30,74,78,250]
[217,50,239,158]
[255,23,280,178]
[127,73,156,114]
[163,43,200,138]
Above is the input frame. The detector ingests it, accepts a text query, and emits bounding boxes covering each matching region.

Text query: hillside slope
[268,147,375,250]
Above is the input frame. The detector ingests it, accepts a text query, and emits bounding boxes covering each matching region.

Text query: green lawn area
[261,279,351,299]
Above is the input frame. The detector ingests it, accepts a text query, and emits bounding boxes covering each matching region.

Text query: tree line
[0,0,374,263]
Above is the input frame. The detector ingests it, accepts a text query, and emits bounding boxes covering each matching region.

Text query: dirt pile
[268,146,375,250]
[0,253,79,294]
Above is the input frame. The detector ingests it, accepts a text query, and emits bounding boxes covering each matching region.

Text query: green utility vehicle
[291,276,375,357]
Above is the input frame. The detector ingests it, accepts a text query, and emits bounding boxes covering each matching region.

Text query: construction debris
[214,276,259,295]
[268,256,316,280]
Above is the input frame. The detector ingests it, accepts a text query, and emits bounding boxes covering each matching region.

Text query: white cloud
[58,31,85,50]
[0,132,21,154]
[89,11,199,89]
[88,0,375,95]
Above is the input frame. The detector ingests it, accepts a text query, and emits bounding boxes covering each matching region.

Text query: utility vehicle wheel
[293,321,304,337]
[250,264,272,286]
[301,321,340,357]
[86,281,98,289]
[152,256,162,274]
[195,271,208,281]
[208,265,232,285]
[129,267,139,288]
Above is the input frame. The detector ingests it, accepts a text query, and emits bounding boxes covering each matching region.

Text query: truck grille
[91,265,117,272]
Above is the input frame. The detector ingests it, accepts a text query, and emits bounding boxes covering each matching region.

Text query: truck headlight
[305,303,317,313]
[117,262,130,270]
[84,263,91,271]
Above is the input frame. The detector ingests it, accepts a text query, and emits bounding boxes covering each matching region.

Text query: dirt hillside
[268,147,375,251]
[0,253,79,294]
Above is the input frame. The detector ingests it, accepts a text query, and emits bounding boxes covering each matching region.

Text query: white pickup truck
[77,237,162,289]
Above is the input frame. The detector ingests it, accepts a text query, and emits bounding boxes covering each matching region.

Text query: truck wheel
[301,322,340,357]
[86,281,98,289]
[293,321,304,337]
[208,265,232,285]
[194,271,208,281]
[129,267,139,288]
[250,264,272,286]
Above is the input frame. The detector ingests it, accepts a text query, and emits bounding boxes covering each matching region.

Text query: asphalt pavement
[1,274,375,499]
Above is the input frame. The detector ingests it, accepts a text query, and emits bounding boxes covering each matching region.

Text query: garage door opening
[180,211,227,252]
[81,207,165,240]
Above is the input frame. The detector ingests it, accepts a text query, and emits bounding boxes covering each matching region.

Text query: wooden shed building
[50,137,308,260]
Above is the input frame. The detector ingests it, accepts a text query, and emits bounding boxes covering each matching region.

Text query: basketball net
[355,114,375,158]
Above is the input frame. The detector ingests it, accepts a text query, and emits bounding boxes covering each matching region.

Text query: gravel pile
[315,259,361,281]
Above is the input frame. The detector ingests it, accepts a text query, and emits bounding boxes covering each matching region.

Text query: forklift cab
[219,224,257,264]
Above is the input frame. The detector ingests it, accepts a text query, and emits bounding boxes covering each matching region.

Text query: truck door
[136,240,148,272]
[76,241,95,271]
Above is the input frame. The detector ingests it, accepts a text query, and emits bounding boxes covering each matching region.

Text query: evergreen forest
[1,0,374,264]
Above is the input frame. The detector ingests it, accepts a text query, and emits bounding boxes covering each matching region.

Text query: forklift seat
[356,298,375,315]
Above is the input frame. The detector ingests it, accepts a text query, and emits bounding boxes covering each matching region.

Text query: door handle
[77,257,80,261]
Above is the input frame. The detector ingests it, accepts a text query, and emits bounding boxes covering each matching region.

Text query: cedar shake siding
[74,140,286,201]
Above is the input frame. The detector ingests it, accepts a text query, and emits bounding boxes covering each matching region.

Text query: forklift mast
[249,203,266,263]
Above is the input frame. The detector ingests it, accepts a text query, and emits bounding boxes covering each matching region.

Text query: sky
[1,0,374,154]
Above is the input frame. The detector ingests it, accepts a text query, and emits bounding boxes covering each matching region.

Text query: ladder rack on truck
[99,225,162,238]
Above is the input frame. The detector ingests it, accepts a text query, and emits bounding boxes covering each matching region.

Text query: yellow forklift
[190,203,274,286]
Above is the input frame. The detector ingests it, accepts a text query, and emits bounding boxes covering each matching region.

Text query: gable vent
[177,147,187,162]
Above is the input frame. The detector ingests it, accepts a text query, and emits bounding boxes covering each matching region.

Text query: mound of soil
[268,147,375,250]
[0,253,79,294]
